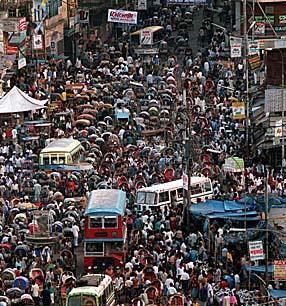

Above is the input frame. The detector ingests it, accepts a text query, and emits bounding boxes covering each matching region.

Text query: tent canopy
[0,86,48,114]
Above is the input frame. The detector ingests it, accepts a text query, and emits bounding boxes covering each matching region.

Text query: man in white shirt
[72,223,80,247]
[167,284,177,296]
[31,280,40,304]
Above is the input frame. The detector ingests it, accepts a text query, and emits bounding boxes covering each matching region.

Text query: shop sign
[33,34,43,50]
[78,9,89,24]
[0,19,19,32]
[254,22,265,36]
[134,48,159,55]
[140,29,152,45]
[275,120,283,138]
[138,0,147,10]
[107,9,138,25]
[230,36,242,58]
[249,241,264,261]
[167,0,206,4]
[279,15,286,24]
[254,15,274,24]
[248,41,259,56]
[274,260,286,281]
[232,101,245,120]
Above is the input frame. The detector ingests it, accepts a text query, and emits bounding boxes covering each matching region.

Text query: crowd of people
[0,2,284,306]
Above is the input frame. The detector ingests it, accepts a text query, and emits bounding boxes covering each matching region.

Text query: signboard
[50,41,57,55]
[274,260,286,280]
[167,0,206,3]
[279,15,286,24]
[248,41,259,56]
[232,101,246,119]
[265,88,286,112]
[230,36,242,58]
[249,241,265,261]
[107,9,138,25]
[18,57,26,69]
[275,120,283,138]
[0,19,19,32]
[33,34,43,50]
[183,173,188,191]
[140,29,152,45]
[248,55,261,70]
[223,157,244,173]
[138,0,147,10]
[78,9,89,24]
[134,48,159,55]
[254,22,265,36]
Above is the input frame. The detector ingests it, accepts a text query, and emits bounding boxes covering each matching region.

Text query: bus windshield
[68,295,97,306]
[136,192,156,205]
[67,296,81,306]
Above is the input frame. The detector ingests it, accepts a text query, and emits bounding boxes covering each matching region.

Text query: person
[72,222,80,248]
[31,279,40,305]
[198,280,209,306]
[42,284,52,306]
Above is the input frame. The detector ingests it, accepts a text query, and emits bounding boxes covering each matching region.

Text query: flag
[18,18,27,31]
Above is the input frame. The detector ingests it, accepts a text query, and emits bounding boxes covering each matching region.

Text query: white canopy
[0,86,48,114]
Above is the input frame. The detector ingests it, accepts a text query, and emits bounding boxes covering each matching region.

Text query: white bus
[135,177,213,211]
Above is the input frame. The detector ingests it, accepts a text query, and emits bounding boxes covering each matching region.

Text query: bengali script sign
[107,9,138,24]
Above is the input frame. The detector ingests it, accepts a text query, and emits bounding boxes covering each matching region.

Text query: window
[67,296,81,306]
[204,181,212,192]
[136,192,145,204]
[58,155,65,164]
[191,185,203,194]
[104,217,117,228]
[171,190,177,201]
[159,191,169,203]
[89,217,102,228]
[51,155,58,164]
[145,192,156,205]
[82,295,97,306]
[85,242,104,255]
[177,188,183,199]
[43,156,49,165]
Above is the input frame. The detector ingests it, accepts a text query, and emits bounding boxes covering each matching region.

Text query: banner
[230,36,242,58]
[18,17,27,31]
[249,241,264,261]
[248,41,259,56]
[138,0,147,10]
[223,157,244,172]
[167,0,206,3]
[275,119,283,138]
[18,44,26,69]
[107,9,138,24]
[8,31,26,45]
[232,101,246,120]
[33,34,43,50]
[140,29,152,45]
[254,22,265,36]
[78,9,89,24]
[274,260,286,281]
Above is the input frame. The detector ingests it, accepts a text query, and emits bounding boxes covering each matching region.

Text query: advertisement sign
[8,31,26,45]
[274,260,286,280]
[167,0,206,3]
[183,173,188,191]
[33,34,43,50]
[254,22,265,36]
[275,120,283,138]
[0,19,19,32]
[248,55,261,70]
[134,48,159,55]
[230,36,242,58]
[223,157,244,173]
[78,9,89,24]
[249,241,265,261]
[107,9,138,25]
[18,57,26,70]
[232,101,246,120]
[138,0,147,10]
[140,29,152,45]
[248,41,259,56]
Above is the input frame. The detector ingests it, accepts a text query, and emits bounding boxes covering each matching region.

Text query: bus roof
[40,138,82,154]
[85,189,126,216]
[130,26,164,36]
[137,177,210,193]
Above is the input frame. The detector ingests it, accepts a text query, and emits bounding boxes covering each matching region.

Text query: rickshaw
[2,268,16,289]
[168,293,184,306]
[60,273,76,305]
[60,249,74,270]
[142,266,157,283]
[14,244,29,257]
[21,294,35,305]
[144,285,159,304]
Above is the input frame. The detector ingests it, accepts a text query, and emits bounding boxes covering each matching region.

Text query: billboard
[107,9,138,25]
[274,261,286,281]
[249,241,265,261]
[230,36,242,58]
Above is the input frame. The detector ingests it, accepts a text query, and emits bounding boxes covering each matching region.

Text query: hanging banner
[274,260,286,281]
[140,29,152,45]
[232,101,246,120]
[249,241,265,261]
[33,34,43,50]
[254,22,265,36]
[248,41,259,56]
[275,119,283,138]
[230,36,242,58]
[107,9,138,24]
[138,0,147,10]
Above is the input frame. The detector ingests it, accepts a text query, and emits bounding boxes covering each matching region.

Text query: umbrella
[148,107,159,116]
[94,138,105,146]
[6,287,22,298]
[21,294,33,301]
[77,114,94,121]
[75,119,91,127]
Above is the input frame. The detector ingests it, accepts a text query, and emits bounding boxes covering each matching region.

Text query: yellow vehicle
[39,138,85,170]
[130,26,164,46]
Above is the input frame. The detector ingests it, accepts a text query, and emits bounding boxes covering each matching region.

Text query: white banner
[138,0,147,10]
[230,36,242,58]
[140,29,152,45]
[249,241,265,261]
[275,119,283,138]
[18,57,26,70]
[107,9,138,24]
[33,34,43,50]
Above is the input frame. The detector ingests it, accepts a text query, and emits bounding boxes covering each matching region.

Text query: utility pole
[265,168,269,290]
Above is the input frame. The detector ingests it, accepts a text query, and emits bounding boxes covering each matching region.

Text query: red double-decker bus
[84,189,127,271]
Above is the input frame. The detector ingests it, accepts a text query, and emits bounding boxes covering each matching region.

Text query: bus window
[136,192,146,204]
[191,185,203,194]
[104,217,117,228]
[43,156,49,165]
[59,154,65,164]
[159,191,169,203]
[82,295,97,306]
[145,192,156,205]
[85,242,104,255]
[204,181,212,192]
[177,188,183,198]
[51,155,58,164]
[171,190,176,201]
[67,296,81,306]
[89,217,102,228]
